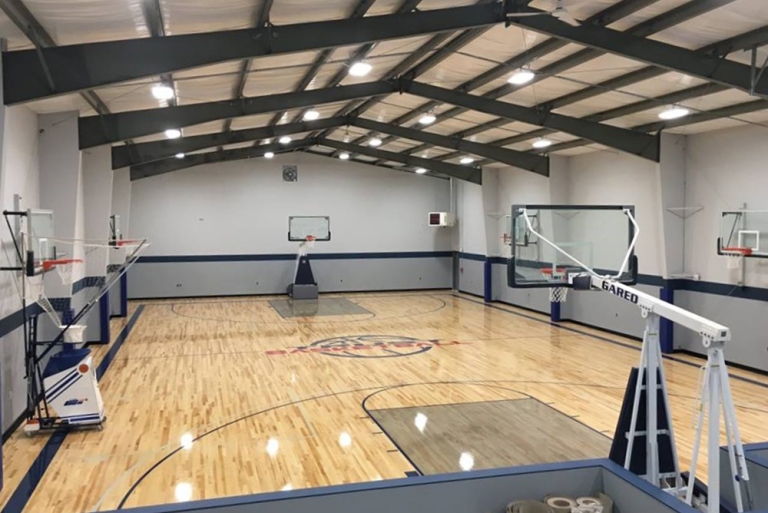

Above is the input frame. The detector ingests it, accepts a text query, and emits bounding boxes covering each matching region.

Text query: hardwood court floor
[1,292,767,512]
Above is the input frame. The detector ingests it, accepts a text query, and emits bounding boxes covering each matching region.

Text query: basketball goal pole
[520,209,752,513]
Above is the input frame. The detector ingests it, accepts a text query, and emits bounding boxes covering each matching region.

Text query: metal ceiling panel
[270,0,359,24]
[161,0,256,34]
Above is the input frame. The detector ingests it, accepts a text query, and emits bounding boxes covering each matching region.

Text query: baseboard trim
[129,287,454,301]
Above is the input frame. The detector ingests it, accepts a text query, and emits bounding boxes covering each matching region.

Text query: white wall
[685,124,768,287]
[0,105,40,432]
[130,152,451,256]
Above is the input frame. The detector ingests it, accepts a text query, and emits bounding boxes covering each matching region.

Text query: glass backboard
[27,209,55,262]
[719,210,768,257]
[288,216,331,241]
[508,205,638,288]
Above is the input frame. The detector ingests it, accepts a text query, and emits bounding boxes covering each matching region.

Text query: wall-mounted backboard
[508,205,637,288]
[27,209,56,262]
[288,216,331,241]
[719,210,768,257]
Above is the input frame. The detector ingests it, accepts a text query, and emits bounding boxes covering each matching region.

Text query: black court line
[2,305,145,513]
[455,295,768,390]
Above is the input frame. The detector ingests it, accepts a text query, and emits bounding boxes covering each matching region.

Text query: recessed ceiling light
[415,168,428,174]
[349,61,372,77]
[508,69,535,85]
[658,106,690,120]
[368,137,382,147]
[264,151,275,159]
[460,156,475,164]
[303,110,320,121]
[165,128,181,139]
[175,152,185,159]
[419,113,436,125]
[151,84,175,100]
[532,138,553,149]
[339,152,350,160]
[279,136,292,144]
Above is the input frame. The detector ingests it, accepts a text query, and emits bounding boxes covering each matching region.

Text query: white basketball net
[723,249,749,269]
[541,269,568,303]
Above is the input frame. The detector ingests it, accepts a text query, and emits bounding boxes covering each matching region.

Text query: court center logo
[265,335,467,359]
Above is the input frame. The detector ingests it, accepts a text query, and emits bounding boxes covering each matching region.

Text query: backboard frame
[717,210,768,258]
[508,204,638,289]
[288,216,331,242]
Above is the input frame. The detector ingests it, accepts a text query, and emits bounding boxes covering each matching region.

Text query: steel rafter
[4,3,514,104]
[130,139,314,180]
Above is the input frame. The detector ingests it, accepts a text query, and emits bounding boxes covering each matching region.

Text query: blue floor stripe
[2,305,145,513]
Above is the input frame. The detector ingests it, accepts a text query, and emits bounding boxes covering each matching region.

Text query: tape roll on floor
[577,497,602,507]
[506,499,555,513]
[545,496,577,513]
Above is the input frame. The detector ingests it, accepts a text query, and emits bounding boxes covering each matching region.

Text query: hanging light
[419,112,436,125]
[415,168,428,175]
[349,61,372,77]
[460,156,475,164]
[368,137,382,147]
[264,152,275,159]
[532,138,553,149]
[175,153,185,159]
[165,128,181,139]
[279,136,292,144]
[658,106,690,120]
[151,84,175,100]
[507,69,535,85]
[339,152,350,160]
[303,110,320,121]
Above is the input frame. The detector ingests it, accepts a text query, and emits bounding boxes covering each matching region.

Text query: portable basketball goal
[1,208,149,434]
[508,205,752,513]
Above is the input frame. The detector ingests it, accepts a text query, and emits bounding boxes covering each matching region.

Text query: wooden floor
[1,292,767,512]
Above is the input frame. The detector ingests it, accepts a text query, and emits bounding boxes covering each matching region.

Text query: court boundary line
[1,305,145,513]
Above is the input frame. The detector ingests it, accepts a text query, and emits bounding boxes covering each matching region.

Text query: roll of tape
[506,499,555,513]
[546,496,577,513]
[577,497,602,507]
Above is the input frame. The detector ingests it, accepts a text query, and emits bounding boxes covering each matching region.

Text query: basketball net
[723,247,751,269]
[541,268,568,303]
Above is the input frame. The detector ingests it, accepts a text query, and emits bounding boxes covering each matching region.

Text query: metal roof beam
[506,11,768,99]
[113,117,348,168]
[350,117,548,175]
[79,81,397,148]
[303,148,426,177]
[0,0,110,114]
[130,139,314,180]
[406,81,660,161]
[318,138,482,184]
[4,3,513,105]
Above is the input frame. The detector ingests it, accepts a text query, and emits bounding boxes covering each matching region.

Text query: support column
[658,133,686,353]
[82,147,113,343]
[482,168,500,302]
[548,156,569,322]
[110,168,131,315]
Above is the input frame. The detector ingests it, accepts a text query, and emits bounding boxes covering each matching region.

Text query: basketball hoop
[541,267,568,303]
[722,247,751,269]
[42,258,83,285]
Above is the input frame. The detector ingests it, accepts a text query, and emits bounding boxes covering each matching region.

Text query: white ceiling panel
[177,75,237,105]
[181,121,227,137]
[552,90,641,118]
[22,96,95,116]
[607,0,692,32]
[162,0,255,34]
[250,51,324,73]
[174,61,243,80]
[617,72,708,99]
[270,0,357,24]
[230,113,279,131]
[0,13,33,49]
[25,0,147,45]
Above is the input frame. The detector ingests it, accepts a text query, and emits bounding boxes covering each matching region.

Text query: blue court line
[455,295,768,390]
[1,305,145,513]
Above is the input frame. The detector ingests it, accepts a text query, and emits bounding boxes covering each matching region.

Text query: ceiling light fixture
[165,128,181,139]
[532,138,553,149]
[339,152,350,160]
[175,152,185,159]
[151,84,175,100]
[415,168,428,174]
[279,136,292,144]
[508,69,535,85]
[264,151,275,159]
[303,110,320,121]
[419,112,436,125]
[460,156,475,164]
[368,137,382,147]
[658,106,690,120]
[349,61,372,77]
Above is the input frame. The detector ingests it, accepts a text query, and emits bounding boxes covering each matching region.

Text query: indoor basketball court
[1,2,768,513]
